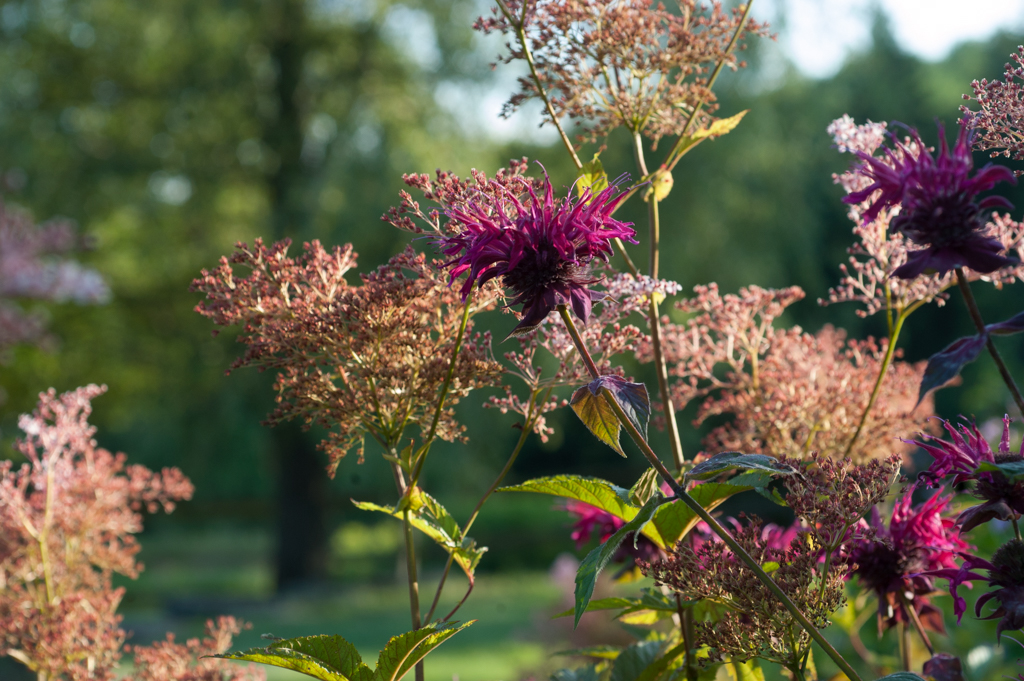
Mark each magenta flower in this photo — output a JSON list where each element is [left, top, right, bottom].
[[847, 493, 970, 633], [441, 172, 636, 336], [844, 121, 1017, 279], [909, 415, 1024, 532], [928, 539, 1024, 640], [564, 500, 662, 568]]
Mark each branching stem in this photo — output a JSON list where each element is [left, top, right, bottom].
[[557, 306, 863, 681], [955, 267, 1024, 416]]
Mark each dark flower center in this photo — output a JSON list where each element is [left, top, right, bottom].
[[853, 541, 916, 594], [896, 191, 983, 248], [501, 240, 591, 300], [992, 539, 1024, 586]]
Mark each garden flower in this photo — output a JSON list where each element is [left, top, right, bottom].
[[564, 500, 662, 567], [909, 416, 1024, 532], [847, 492, 969, 633], [844, 121, 1017, 279], [441, 172, 636, 336], [928, 539, 1024, 640]]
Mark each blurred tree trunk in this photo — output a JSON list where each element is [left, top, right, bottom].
[[264, 0, 329, 591]]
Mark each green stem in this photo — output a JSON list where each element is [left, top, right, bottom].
[[1014, 517, 1022, 541], [402, 507, 425, 681], [412, 293, 475, 485], [633, 132, 685, 470], [899, 591, 934, 656], [678, 594, 697, 681], [556, 306, 864, 681], [899, 620, 911, 672], [664, 0, 755, 171], [955, 267, 1024, 417], [844, 309, 908, 458], [423, 392, 538, 623], [493, 0, 582, 169]]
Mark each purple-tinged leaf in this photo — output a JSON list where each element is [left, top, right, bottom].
[[571, 384, 624, 457], [921, 653, 964, 681], [585, 375, 650, 439], [684, 451, 794, 483], [987, 310, 1024, 336], [917, 333, 988, 405]]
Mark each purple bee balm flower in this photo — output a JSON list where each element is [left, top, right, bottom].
[[844, 120, 1017, 279], [927, 539, 1024, 640], [440, 171, 636, 337], [847, 492, 970, 634], [909, 415, 1024, 532]]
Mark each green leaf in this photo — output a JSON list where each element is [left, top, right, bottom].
[[499, 475, 639, 525], [684, 452, 794, 483], [635, 640, 687, 681], [555, 645, 624, 660], [577, 154, 609, 198], [215, 634, 373, 681], [672, 110, 748, 159], [575, 495, 666, 627], [554, 597, 637, 618], [629, 468, 662, 507], [353, 495, 486, 579], [874, 674, 925, 680], [649, 482, 750, 547], [372, 621, 473, 681], [609, 641, 665, 681], [727, 660, 765, 681], [643, 169, 674, 203], [978, 459, 1024, 482], [571, 382, 625, 457]]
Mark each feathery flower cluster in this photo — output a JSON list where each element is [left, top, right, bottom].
[[0, 386, 256, 681], [826, 117, 1024, 317], [128, 617, 263, 681], [653, 284, 932, 461], [846, 493, 969, 634], [476, 0, 769, 143], [645, 455, 898, 669], [843, 120, 1018, 278], [643, 517, 844, 668], [439, 171, 635, 336], [961, 46, 1024, 170], [193, 240, 503, 472], [193, 241, 503, 464], [0, 203, 109, 355]]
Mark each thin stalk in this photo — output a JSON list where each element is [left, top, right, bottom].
[[39, 459, 57, 604], [424, 392, 538, 623], [493, 0, 582, 169], [664, 0, 755, 171], [412, 293, 474, 485], [899, 592, 934, 656], [899, 621, 912, 672], [633, 132, 685, 470], [557, 306, 864, 681], [955, 267, 1024, 416], [677, 594, 697, 681], [1014, 517, 1022, 541], [844, 309, 908, 458], [403, 508, 425, 681]]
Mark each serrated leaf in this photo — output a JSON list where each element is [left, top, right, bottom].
[[649, 481, 752, 547], [373, 621, 474, 681], [498, 475, 643, 533], [353, 495, 486, 579], [215, 634, 373, 681], [978, 459, 1024, 481], [555, 646, 624, 660], [685, 452, 794, 482], [577, 154, 609, 198], [918, 333, 987, 405], [575, 495, 666, 627], [630, 468, 662, 506], [610, 640, 665, 681], [987, 310, 1024, 336], [672, 110, 749, 159], [596, 375, 651, 440], [571, 383, 625, 457]]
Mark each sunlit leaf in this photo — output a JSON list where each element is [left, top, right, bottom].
[[575, 495, 666, 626], [629, 467, 662, 506], [685, 451, 793, 482], [672, 110, 749, 159], [727, 660, 765, 681], [555, 645, 624, 660], [215, 634, 373, 681], [577, 154, 609, 198], [373, 621, 474, 681], [918, 333, 987, 405], [571, 383, 624, 457]]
